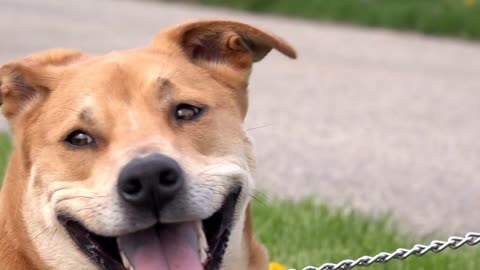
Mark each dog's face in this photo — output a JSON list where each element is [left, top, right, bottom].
[[0, 20, 295, 270]]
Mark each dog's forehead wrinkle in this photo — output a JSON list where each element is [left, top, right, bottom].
[[155, 76, 174, 99], [78, 108, 95, 125], [157, 76, 172, 89]]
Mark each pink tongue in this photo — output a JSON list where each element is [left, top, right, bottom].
[[118, 223, 203, 270]]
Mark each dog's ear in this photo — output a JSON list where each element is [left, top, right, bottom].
[[0, 49, 82, 120], [150, 20, 296, 86]]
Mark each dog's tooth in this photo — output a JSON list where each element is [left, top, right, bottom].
[[119, 250, 133, 270], [196, 222, 209, 264]]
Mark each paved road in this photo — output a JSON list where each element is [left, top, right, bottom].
[[1, 0, 480, 236]]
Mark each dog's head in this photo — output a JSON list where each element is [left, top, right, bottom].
[[0, 20, 295, 270]]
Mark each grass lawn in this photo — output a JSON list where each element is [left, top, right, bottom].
[[0, 133, 478, 269], [192, 0, 480, 41], [0, 133, 12, 183], [253, 199, 480, 269]]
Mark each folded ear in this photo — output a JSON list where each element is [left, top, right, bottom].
[[150, 20, 296, 85], [0, 49, 82, 120]]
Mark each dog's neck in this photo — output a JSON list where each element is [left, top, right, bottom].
[[0, 153, 47, 270]]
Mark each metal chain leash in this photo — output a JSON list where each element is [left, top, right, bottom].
[[300, 232, 480, 270]]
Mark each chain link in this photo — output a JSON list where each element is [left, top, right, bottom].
[[300, 232, 480, 270]]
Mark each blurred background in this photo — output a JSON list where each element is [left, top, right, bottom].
[[1, 0, 480, 269]]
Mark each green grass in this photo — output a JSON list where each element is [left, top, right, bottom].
[[0, 135, 478, 269], [253, 199, 480, 269], [0, 133, 12, 184], [193, 0, 480, 41]]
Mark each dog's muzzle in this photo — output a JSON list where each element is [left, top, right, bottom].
[[59, 153, 242, 270]]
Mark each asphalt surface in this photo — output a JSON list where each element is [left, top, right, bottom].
[[1, 0, 480, 236]]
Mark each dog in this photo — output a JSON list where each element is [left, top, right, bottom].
[[0, 19, 296, 270]]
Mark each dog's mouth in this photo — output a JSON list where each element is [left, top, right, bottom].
[[58, 188, 241, 270]]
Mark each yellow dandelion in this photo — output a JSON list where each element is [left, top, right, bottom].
[[464, 0, 476, 7], [269, 261, 289, 270]]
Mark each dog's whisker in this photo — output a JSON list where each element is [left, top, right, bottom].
[[247, 187, 269, 204], [249, 188, 267, 198], [31, 226, 51, 241], [48, 228, 58, 247], [245, 124, 272, 132], [248, 193, 267, 206]]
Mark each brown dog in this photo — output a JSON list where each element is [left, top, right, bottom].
[[0, 20, 295, 270]]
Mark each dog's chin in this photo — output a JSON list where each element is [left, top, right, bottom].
[[57, 187, 241, 270]]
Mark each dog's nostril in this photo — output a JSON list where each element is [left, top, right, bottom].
[[159, 170, 178, 187], [123, 178, 142, 195]]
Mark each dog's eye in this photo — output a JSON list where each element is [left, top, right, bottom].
[[65, 130, 95, 147], [174, 104, 203, 121]]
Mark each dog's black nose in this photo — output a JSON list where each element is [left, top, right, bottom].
[[118, 154, 184, 212]]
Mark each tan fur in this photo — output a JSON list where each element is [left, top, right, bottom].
[[0, 20, 295, 270]]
